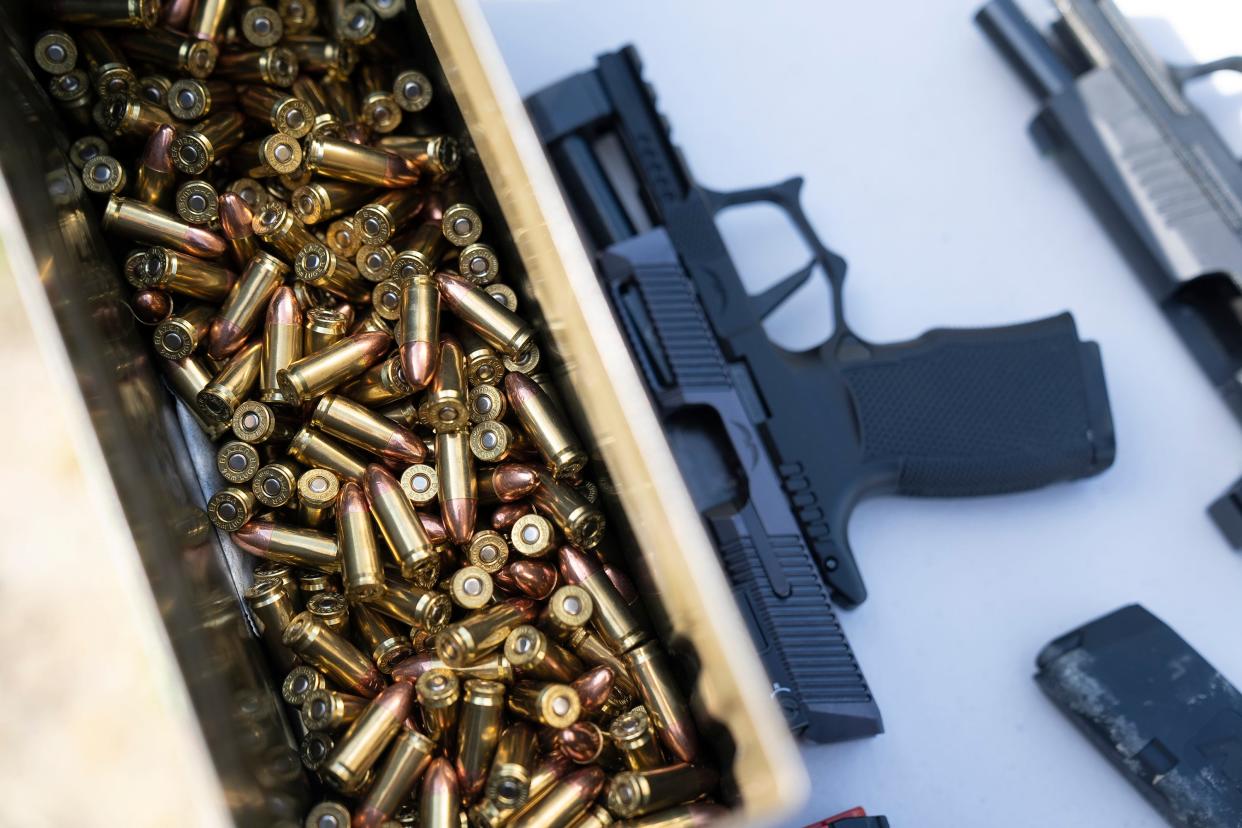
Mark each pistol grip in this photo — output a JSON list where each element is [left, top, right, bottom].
[[838, 313, 1114, 497]]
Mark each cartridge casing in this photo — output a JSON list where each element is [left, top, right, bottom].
[[305, 136, 418, 187], [232, 521, 340, 571], [198, 340, 263, 425], [103, 197, 227, 259], [435, 599, 536, 668], [338, 480, 385, 600], [209, 251, 286, 360], [278, 331, 392, 405], [605, 765, 719, 819], [436, 430, 476, 545], [416, 668, 460, 742], [171, 111, 245, 175], [282, 611, 384, 698], [455, 679, 506, 802], [322, 682, 415, 792], [371, 580, 452, 634], [354, 724, 436, 828], [438, 273, 534, 361], [352, 603, 414, 673], [623, 642, 699, 765]]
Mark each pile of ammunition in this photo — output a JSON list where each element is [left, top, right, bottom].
[[32, 2, 724, 827]]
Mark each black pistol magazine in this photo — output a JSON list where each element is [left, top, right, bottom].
[[526, 47, 1114, 742], [1037, 605, 1242, 828]]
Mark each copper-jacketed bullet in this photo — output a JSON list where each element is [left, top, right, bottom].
[[363, 463, 436, 579], [258, 287, 302, 406], [480, 464, 540, 504], [322, 681, 415, 792], [438, 272, 534, 362], [132, 288, 172, 324], [496, 560, 559, 601], [278, 330, 392, 405], [558, 545, 645, 653], [421, 758, 460, 828], [311, 395, 426, 464], [435, 599, 537, 668], [282, 611, 384, 698], [337, 480, 385, 601], [305, 135, 419, 187], [103, 196, 227, 259], [399, 273, 439, 388], [218, 191, 260, 270], [508, 766, 605, 828], [437, 430, 476, 545], [133, 124, 176, 205], [506, 372, 587, 480], [623, 642, 698, 765], [492, 502, 533, 533], [572, 665, 616, 713], [233, 519, 340, 572], [555, 721, 611, 765], [354, 723, 436, 828], [209, 251, 286, 360]]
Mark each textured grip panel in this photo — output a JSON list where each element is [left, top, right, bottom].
[[840, 314, 1114, 497]]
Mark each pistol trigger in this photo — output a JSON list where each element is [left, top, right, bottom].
[[751, 261, 815, 322]]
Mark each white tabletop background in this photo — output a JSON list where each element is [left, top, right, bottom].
[[480, 1, 1242, 826]]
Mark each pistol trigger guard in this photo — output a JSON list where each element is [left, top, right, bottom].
[[1170, 56, 1242, 89]]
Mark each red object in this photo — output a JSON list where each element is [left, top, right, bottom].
[[802, 807, 867, 828]]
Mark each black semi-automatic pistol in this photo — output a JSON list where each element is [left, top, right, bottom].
[[527, 47, 1114, 742], [978, 0, 1242, 546]]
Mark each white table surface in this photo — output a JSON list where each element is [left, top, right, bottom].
[[480, 1, 1242, 825]]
